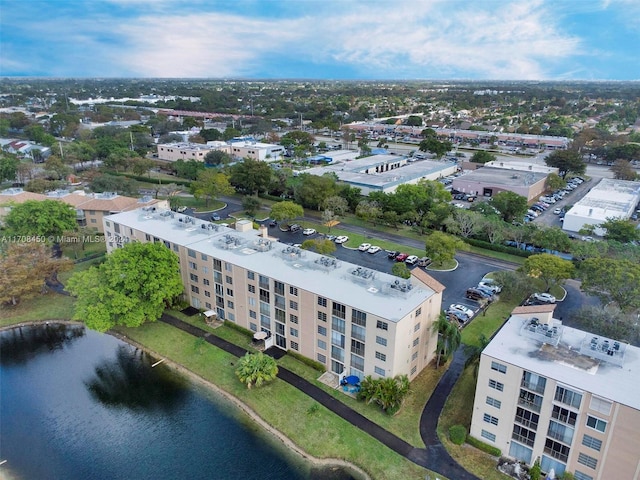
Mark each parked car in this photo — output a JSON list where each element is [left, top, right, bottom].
[[405, 255, 419, 265], [395, 253, 409, 262], [533, 292, 556, 303], [474, 285, 497, 297], [211, 213, 221, 221], [269, 219, 278, 227], [478, 279, 502, 293], [176, 206, 188, 213], [326, 235, 336, 241], [289, 224, 301, 232], [448, 304, 474, 319], [387, 250, 399, 259], [334, 235, 349, 244], [466, 288, 492, 300], [417, 257, 432, 267], [553, 207, 562, 215], [446, 310, 468, 325], [367, 245, 381, 254], [358, 242, 372, 251], [302, 228, 316, 236]]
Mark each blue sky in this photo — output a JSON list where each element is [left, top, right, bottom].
[[1, 0, 639, 80]]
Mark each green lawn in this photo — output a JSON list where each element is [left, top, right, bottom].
[[0, 291, 76, 327], [461, 300, 517, 346]]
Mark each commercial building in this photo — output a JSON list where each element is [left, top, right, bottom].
[[227, 139, 285, 162], [103, 209, 445, 382], [562, 178, 640, 234], [157, 139, 285, 162], [305, 154, 457, 195], [470, 305, 640, 479], [156, 142, 217, 162], [451, 167, 548, 201]]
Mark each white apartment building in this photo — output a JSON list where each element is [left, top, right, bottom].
[[103, 209, 444, 381], [470, 305, 640, 479]]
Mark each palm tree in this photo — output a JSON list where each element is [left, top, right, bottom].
[[432, 312, 461, 368], [235, 352, 278, 389], [464, 334, 490, 379], [357, 374, 410, 415]]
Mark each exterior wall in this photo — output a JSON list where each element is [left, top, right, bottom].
[[157, 143, 215, 162], [562, 213, 607, 233], [229, 144, 284, 161], [451, 177, 546, 202]]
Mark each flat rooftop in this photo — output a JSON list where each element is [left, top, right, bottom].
[[484, 309, 640, 411], [453, 167, 547, 187], [106, 209, 436, 322], [566, 178, 640, 219]]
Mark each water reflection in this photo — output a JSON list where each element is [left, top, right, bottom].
[[0, 323, 85, 366], [85, 344, 187, 411]]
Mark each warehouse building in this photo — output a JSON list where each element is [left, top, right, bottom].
[[451, 167, 548, 201]]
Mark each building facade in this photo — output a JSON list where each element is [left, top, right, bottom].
[[470, 305, 640, 479], [103, 209, 444, 382], [156, 142, 217, 162], [451, 167, 548, 201]]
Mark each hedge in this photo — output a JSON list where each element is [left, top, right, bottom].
[[223, 320, 254, 339], [449, 425, 467, 445], [104, 170, 192, 187], [286, 350, 326, 372], [464, 238, 532, 258], [466, 435, 502, 456]]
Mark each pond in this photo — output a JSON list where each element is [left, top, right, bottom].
[[0, 323, 356, 480]]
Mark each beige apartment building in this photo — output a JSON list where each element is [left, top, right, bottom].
[[103, 208, 445, 381], [470, 305, 640, 480]]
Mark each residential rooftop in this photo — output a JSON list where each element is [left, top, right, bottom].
[[484, 306, 640, 411]]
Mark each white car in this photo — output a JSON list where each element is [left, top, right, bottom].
[[334, 235, 349, 244], [367, 245, 381, 254], [405, 255, 419, 265], [478, 280, 502, 293], [533, 292, 556, 303], [302, 228, 316, 236], [358, 242, 372, 251], [448, 304, 474, 319]]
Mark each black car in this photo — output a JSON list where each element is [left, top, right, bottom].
[[269, 220, 278, 227], [387, 250, 399, 259]]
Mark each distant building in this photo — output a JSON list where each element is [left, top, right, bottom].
[[451, 167, 548, 201], [1, 138, 51, 161], [156, 142, 217, 162], [470, 305, 640, 479], [562, 178, 640, 233], [227, 138, 284, 162]]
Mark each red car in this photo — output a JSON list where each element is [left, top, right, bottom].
[[395, 253, 409, 262]]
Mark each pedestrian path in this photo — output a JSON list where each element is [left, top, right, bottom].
[[160, 314, 480, 480]]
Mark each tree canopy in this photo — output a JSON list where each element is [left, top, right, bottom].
[[599, 218, 639, 243], [235, 352, 278, 389], [301, 238, 336, 255], [520, 253, 574, 291], [269, 200, 304, 224], [544, 150, 585, 178], [67, 242, 184, 332], [580, 258, 640, 312], [470, 151, 497, 164], [4, 200, 78, 239], [424, 231, 466, 266], [229, 158, 273, 195], [490, 191, 528, 223], [190, 170, 234, 207]]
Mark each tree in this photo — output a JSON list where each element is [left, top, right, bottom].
[[66, 242, 183, 332], [355, 200, 382, 226], [130, 157, 156, 177], [444, 209, 483, 238], [600, 218, 639, 243], [204, 150, 232, 167], [301, 238, 336, 255], [190, 170, 235, 207], [432, 313, 461, 368], [492, 270, 535, 302], [464, 334, 490, 378], [269, 200, 304, 226], [418, 137, 452, 158], [610, 159, 637, 180], [580, 258, 640, 312], [544, 150, 585, 178], [235, 352, 278, 389], [532, 227, 571, 253], [569, 305, 639, 345], [242, 196, 262, 217], [294, 173, 338, 210], [546, 172, 566, 191], [520, 253, 574, 291], [4, 200, 77, 239], [391, 262, 411, 279], [229, 158, 273, 195], [490, 191, 528, 223], [0, 154, 19, 182], [470, 151, 496, 164], [481, 216, 506, 245], [424, 231, 466, 266], [357, 375, 410, 415], [90, 173, 139, 196], [406, 115, 423, 127], [0, 242, 73, 306]]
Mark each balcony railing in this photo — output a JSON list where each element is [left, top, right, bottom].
[[518, 398, 542, 413], [543, 447, 568, 463]]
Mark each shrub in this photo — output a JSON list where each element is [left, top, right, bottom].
[[465, 238, 532, 258], [287, 350, 326, 372], [466, 435, 501, 456], [449, 425, 467, 445], [223, 320, 254, 338], [529, 459, 541, 480]]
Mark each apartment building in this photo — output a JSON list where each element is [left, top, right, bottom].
[[103, 208, 444, 381], [470, 305, 640, 479]]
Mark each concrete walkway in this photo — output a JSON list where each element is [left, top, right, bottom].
[[160, 314, 480, 480]]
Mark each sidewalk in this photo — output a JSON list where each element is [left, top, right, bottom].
[[160, 314, 480, 480]]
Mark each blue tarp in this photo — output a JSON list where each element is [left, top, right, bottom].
[[345, 375, 360, 385]]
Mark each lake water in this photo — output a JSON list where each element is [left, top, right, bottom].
[[0, 324, 355, 480]]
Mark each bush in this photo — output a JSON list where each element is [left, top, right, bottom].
[[466, 435, 501, 456], [449, 425, 467, 445], [529, 459, 541, 480], [223, 320, 254, 338], [464, 238, 532, 258], [287, 350, 326, 372]]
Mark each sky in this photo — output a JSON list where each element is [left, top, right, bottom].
[[1, 0, 639, 80]]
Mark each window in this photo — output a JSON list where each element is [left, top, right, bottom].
[[247, 271, 255, 280], [317, 353, 326, 363], [317, 339, 326, 350], [215, 284, 224, 295], [289, 300, 298, 310], [191, 285, 199, 294], [376, 320, 388, 331], [289, 286, 298, 296], [412, 337, 419, 347], [274, 281, 285, 295], [226, 288, 233, 297], [225, 275, 232, 284], [515, 407, 539, 430], [491, 361, 507, 373], [577, 453, 598, 469], [318, 312, 327, 322], [521, 371, 546, 394], [589, 396, 612, 415], [351, 354, 364, 372], [202, 266, 209, 275], [203, 279, 210, 286], [331, 360, 343, 375], [331, 346, 344, 362], [249, 310, 257, 319], [552, 405, 577, 426], [289, 314, 298, 324], [214, 271, 222, 283], [582, 434, 602, 452], [376, 336, 387, 346], [332, 302, 346, 319], [224, 262, 232, 272], [332, 317, 345, 334], [274, 295, 285, 309], [291, 341, 299, 351], [201, 253, 207, 261], [509, 442, 533, 464], [213, 259, 222, 272], [351, 324, 366, 341], [374, 366, 385, 377], [555, 386, 582, 409], [259, 289, 270, 303], [318, 297, 327, 307], [190, 273, 199, 282], [519, 389, 543, 413], [260, 301, 270, 316], [544, 439, 570, 462], [375, 351, 386, 361], [481, 430, 496, 442], [248, 284, 256, 294], [205, 302, 212, 309], [259, 275, 269, 289], [414, 322, 421, 332], [290, 328, 298, 337], [547, 420, 574, 445], [410, 365, 417, 375], [331, 331, 345, 348], [248, 298, 255, 307], [574, 471, 594, 480], [188, 261, 197, 270], [486, 396, 501, 409], [227, 312, 235, 322], [415, 307, 422, 317], [318, 325, 327, 336], [227, 300, 234, 309], [188, 249, 196, 258], [483, 413, 499, 426], [351, 339, 365, 356], [586, 415, 606, 433], [512, 425, 535, 447], [204, 291, 211, 298], [352, 309, 367, 326], [488, 379, 504, 392]]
